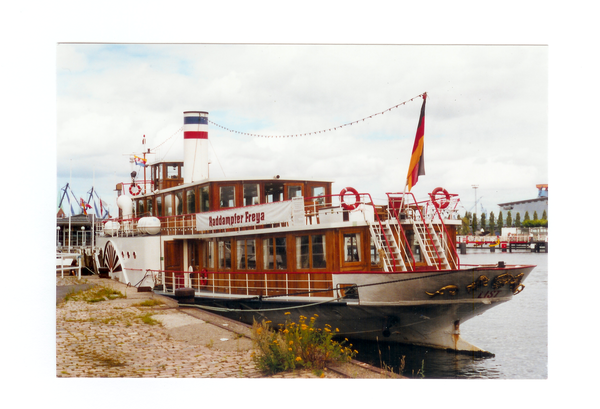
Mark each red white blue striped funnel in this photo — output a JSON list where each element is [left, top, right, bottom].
[[183, 111, 209, 183]]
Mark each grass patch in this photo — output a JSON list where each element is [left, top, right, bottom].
[[64, 286, 126, 303], [137, 312, 160, 326], [85, 351, 126, 368], [251, 313, 356, 375], [135, 299, 164, 307]]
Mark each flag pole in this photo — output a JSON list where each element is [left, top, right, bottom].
[[92, 168, 95, 249], [399, 180, 409, 214], [400, 92, 427, 212], [68, 160, 72, 253]]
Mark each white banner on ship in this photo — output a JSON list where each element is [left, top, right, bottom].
[[196, 201, 293, 231]]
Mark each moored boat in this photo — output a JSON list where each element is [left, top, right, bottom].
[[92, 96, 535, 355]]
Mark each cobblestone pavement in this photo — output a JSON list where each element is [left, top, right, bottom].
[[56, 277, 368, 379]]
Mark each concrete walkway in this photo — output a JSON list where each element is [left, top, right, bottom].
[[56, 276, 396, 379]]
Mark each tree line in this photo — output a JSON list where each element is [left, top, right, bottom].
[[459, 209, 548, 236]]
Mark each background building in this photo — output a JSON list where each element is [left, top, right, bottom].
[[498, 184, 548, 218]]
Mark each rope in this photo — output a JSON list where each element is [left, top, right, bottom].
[[152, 126, 183, 151], [178, 297, 341, 313], [157, 132, 180, 163], [208, 138, 226, 177], [209, 93, 426, 138]]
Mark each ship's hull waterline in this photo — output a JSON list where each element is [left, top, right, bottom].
[[161, 264, 534, 355]]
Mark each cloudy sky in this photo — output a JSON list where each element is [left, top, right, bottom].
[[57, 44, 547, 217]]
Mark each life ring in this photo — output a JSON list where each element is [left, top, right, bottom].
[[129, 183, 141, 196], [431, 187, 450, 209], [340, 187, 360, 211]]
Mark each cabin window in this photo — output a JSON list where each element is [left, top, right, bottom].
[[370, 237, 380, 266], [265, 182, 284, 203], [167, 164, 179, 179], [263, 237, 287, 270], [186, 189, 196, 214], [287, 185, 303, 199], [236, 239, 256, 270], [243, 183, 260, 206], [200, 186, 210, 212], [146, 198, 153, 216], [203, 240, 214, 269], [343, 233, 361, 262], [165, 194, 173, 216], [175, 191, 183, 215], [296, 234, 326, 269], [218, 239, 231, 269], [188, 241, 200, 271], [220, 186, 235, 208], [311, 186, 326, 205], [156, 196, 162, 216], [137, 199, 145, 216]]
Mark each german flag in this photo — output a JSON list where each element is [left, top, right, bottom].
[[406, 93, 427, 191]]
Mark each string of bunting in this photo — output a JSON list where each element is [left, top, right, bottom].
[[208, 92, 426, 138]]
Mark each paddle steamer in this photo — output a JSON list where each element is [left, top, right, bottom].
[[94, 101, 534, 355]]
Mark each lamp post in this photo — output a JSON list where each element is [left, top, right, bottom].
[[472, 185, 479, 217], [472, 185, 478, 233]]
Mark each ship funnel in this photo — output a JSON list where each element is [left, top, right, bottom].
[[183, 111, 209, 183]]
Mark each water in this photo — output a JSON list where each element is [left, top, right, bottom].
[[349, 250, 548, 379]]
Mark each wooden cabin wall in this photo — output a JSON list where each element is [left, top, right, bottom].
[[445, 224, 458, 269], [189, 228, 376, 298], [133, 179, 332, 221]]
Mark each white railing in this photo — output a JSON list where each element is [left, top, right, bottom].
[[457, 234, 546, 244], [157, 270, 335, 300], [56, 253, 82, 279], [95, 194, 377, 238]]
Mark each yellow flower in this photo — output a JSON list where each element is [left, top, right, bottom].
[[288, 348, 293, 351], [289, 340, 293, 345], [324, 328, 331, 332], [296, 357, 302, 362], [265, 320, 272, 324], [284, 312, 291, 315], [314, 314, 319, 317], [320, 372, 325, 378], [335, 328, 340, 332]]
